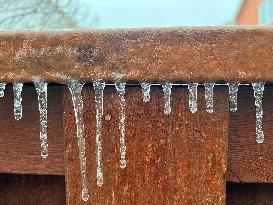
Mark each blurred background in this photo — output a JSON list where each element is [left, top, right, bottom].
[[0, 0, 269, 30]]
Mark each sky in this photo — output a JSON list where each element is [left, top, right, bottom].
[[84, 0, 242, 28]]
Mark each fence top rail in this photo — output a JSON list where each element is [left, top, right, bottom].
[[0, 26, 272, 83]]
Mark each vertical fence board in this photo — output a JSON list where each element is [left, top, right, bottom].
[[64, 86, 228, 205]]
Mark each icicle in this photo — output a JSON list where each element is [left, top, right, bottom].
[[0, 83, 6, 97], [228, 83, 240, 112], [141, 83, 151, 102], [188, 83, 198, 113], [13, 83, 23, 120], [204, 83, 215, 113], [33, 79, 48, 158], [252, 82, 265, 144], [162, 82, 172, 115], [68, 81, 89, 202], [93, 82, 105, 186], [115, 82, 126, 169]]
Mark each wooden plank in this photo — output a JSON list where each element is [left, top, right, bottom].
[[0, 27, 273, 82], [64, 86, 228, 204], [0, 84, 64, 175], [226, 182, 273, 205], [227, 86, 273, 183], [0, 174, 65, 205]]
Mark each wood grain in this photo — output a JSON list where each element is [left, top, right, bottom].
[[0, 84, 64, 175], [0, 174, 65, 205], [64, 86, 228, 204]]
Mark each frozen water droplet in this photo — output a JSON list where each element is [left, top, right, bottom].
[[0, 83, 6, 97], [115, 82, 126, 169], [162, 82, 172, 115], [68, 80, 89, 202], [93, 81, 105, 186], [141, 83, 151, 102], [13, 83, 23, 120], [228, 83, 240, 112], [188, 83, 198, 113], [252, 82, 265, 144], [204, 83, 215, 113], [34, 79, 48, 158]]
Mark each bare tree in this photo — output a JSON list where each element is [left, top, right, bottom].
[[0, 0, 96, 29]]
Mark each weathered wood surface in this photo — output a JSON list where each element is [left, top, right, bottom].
[[64, 86, 228, 204], [0, 27, 273, 82], [226, 182, 273, 205], [227, 86, 273, 183], [0, 84, 64, 175], [0, 174, 65, 205]]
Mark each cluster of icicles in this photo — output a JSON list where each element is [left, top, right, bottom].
[[0, 81, 266, 201]]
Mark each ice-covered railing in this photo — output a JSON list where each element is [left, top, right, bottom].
[[0, 27, 273, 201]]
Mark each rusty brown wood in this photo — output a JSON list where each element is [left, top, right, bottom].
[[0, 84, 64, 175], [0, 27, 273, 83], [64, 86, 228, 204]]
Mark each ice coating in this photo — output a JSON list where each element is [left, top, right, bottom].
[[188, 83, 198, 113], [115, 82, 127, 169], [204, 83, 215, 113], [0, 83, 6, 97], [34, 79, 48, 158], [13, 83, 23, 120], [162, 82, 172, 115], [93, 82, 105, 186], [141, 83, 151, 102], [252, 82, 265, 144], [228, 83, 240, 112], [68, 80, 89, 201]]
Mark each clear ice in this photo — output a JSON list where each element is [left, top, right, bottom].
[[188, 83, 198, 113], [93, 82, 105, 186], [228, 83, 240, 112], [252, 82, 265, 144], [13, 83, 23, 120], [162, 82, 172, 115], [0, 83, 6, 97], [204, 83, 215, 113], [115, 82, 127, 169], [141, 83, 151, 102], [68, 81, 89, 202], [34, 79, 48, 158]]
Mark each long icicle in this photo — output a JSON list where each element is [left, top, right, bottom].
[[115, 82, 127, 169], [188, 83, 198, 113], [0, 83, 6, 97], [141, 83, 151, 102], [162, 82, 172, 115], [13, 83, 23, 120], [252, 82, 265, 144], [93, 81, 105, 186], [204, 83, 215, 113], [228, 83, 240, 112], [34, 79, 48, 158], [68, 81, 89, 202]]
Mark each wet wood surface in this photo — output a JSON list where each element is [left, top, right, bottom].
[[0, 27, 273, 82], [64, 86, 228, 205]]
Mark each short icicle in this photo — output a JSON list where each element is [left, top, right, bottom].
[[252, 82, 265, 144], [188, 83, 198, 113], [141, 83, 151, 102], [204, 83, 215, 113], [228, 83, 240, 112], [34, 79, 48, 158], [0, 83, 6, 97], [162, 82, 172, 115], [13, 83, 23, 120], [93, 81, 105, 186], [68, 80, 89, 202], [115, 82, 127, 169]]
